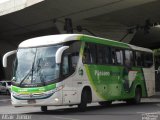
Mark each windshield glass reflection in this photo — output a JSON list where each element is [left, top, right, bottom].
[[14, 45, 62, 85]]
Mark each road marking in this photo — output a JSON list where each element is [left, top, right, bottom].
[[54, 116, 80, 120]]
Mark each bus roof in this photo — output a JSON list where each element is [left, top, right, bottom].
[[129, 44, 152, 53], [19, 34, 81, 48], [19, 34, 152, 52]]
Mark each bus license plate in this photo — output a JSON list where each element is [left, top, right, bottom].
[[27, 99, 36, 104]]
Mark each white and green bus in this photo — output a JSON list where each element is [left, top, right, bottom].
[[3, 34, 155, 112]]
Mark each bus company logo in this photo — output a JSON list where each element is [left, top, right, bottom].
[[95, 70, 110, 77]]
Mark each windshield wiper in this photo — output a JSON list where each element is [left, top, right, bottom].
[[19, 64, 34, 86], [19, 49, 37, 86]]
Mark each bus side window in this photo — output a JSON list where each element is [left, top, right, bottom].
[[71, 53, 79, 71], [97, 45, 104, 64], [62, 41, 81, 75], [97, 45, 111, 65], [89, 43, 97, 64], [124, 50, 133, 67], [143, 53, 153, 67], [111, 48, 123, 65], [135, 52, 142, 67], [83, 43, 96, 64], [2, 82, 6, 87], [111, 48, 116, 64], [104, 47, 111, 64], [62, 53, 79, 76], [83, 47, 91, 64], [115, 49, 123, 65]]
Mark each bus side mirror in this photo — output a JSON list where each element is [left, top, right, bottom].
[[55, 46, 69, 64], [3, 50, 17, 67]]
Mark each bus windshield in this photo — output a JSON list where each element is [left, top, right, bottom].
[[13, 45, 62, 86]]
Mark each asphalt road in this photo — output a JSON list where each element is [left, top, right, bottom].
[[0, 95, 160, 120]]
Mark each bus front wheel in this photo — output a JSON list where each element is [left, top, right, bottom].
[[78, 90, 88, 112], [41, 106, 47, 112]]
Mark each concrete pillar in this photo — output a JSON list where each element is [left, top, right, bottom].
[[55, 22, 66, 34]]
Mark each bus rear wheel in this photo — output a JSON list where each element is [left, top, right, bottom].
[[99, 101, 112, 106], [41, 106, 47, 112], [126, 87, 141, 104]]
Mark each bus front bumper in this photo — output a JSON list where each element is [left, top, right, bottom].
[[11, 91, 62, 107]]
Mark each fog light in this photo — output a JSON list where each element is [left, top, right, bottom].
[[54, 98, 59, 102]]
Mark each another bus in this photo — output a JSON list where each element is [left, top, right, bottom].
[[3, 34, 155, 112]]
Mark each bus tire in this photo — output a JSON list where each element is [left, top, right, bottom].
[[99, 101, 112, 107], [41, 106, 47, 112], [134, 87, 142, 104], [126, 87, 141, 104], [78, 89, 88, 112]]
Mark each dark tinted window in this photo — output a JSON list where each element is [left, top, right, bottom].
[[104, 47, 111, 64], [97, 45, 103, 64], [2, 82, 6, 86], [82, 42, 153, 68], [88, 43, 97, 64], [83, 43, 112, 65], [135, 52, 142, 66], [97, 45, 105, 64], [143, 53, 153, 67], [62, 55, 69, 76], [135, 51, 153, 68], [7, 82, 11, 86], [97, 45, 111, 64], [83, 43, 96, 64], [62, 41, 81, 75]]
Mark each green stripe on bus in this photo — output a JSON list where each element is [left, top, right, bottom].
[[85, 65, 105, 100], [12, 83, 56, 94], [84, 64, 148, 100], [80, 35, 130, 49]]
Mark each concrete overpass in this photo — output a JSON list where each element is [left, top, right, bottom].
[[1, 0, 160, 49], [1, 0, 160, 80]]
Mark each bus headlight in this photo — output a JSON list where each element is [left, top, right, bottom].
[[54, 98, 59, 102]]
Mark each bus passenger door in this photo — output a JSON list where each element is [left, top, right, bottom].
[[61, 54, 77, 105], [61, 42, 81, 105]]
